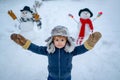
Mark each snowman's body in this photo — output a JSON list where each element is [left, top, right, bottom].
[[78, 22, 91, 38], [19, 10, 34, 33], [19, 21, 34, 32], [17, 10, 35, 39], [76, 23, 90, 45]]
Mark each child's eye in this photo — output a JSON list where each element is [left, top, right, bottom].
[[55, 39, 59, 41], [61, 39, 64, 42]]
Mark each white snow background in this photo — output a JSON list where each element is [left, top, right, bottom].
[[0, 0, 120, 80]]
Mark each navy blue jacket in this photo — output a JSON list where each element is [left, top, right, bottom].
[[28, 43, 88, 80]]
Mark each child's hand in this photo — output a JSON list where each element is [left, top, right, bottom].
[[84, 32, 102, 49], [10, 33, 27, 46]]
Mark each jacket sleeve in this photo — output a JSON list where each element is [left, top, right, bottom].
[[28, 43, 48, 56], [22, 40, 48, 56], [72, 44, 89, 56]]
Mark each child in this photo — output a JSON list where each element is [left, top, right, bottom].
[[10, 25, 101, 80]]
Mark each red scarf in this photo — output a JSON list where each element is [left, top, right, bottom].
[[79, 18, 93, 38]]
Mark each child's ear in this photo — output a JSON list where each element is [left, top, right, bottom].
[[47, 43, 55, 54], [46, 37, 55, 53], [66, 40, 71, 46], [45, 37, 52, 42], [64, 37, 75, 53]]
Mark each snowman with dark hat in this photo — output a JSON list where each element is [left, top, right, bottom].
[[77, 8, 94, 45], [20, 6, 41, 32], [8, 5, 42, 40], [19, 6, 34, 32], [18, 6, 42, 39]]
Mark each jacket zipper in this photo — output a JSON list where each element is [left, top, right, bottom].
[[58, 49, 61, 80]]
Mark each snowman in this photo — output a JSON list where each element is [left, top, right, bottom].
[[76, 8, 94, 45], [8, 6, 42, 40], [21, 6, 42, 30], [19, 6, 42, 39]]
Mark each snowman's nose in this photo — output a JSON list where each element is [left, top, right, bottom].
[[85, 13, 88, 15]]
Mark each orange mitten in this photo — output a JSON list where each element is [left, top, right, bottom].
[[8, 10, 17, 20], [33, 13, 40, 21]]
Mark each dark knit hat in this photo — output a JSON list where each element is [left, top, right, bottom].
[[20, 6, 33, 13], [78, 8, 93, 17]]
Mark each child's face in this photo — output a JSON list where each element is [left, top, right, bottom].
[[53, 36, 67, 49]]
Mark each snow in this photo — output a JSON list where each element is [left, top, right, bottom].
[[0, 0, 120, 80]]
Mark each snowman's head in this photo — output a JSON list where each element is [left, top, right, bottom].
[[20, 11, 33, 19], [78, 8, 93, 19], [20, 6, 33, 19]]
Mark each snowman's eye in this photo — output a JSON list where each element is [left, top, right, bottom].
[[25, 12, 27, 14], [22, 11, 27, 14]]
